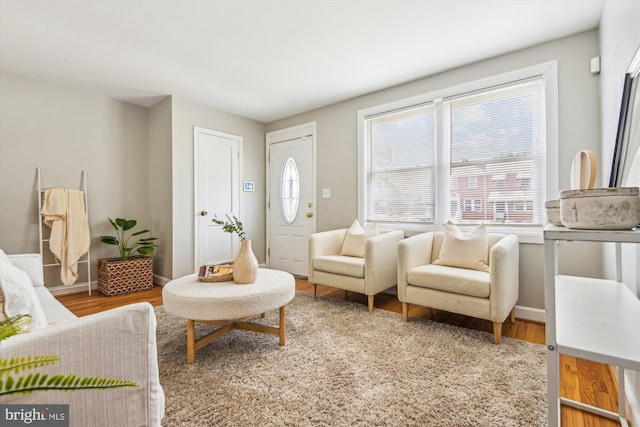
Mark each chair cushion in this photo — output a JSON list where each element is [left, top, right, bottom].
[[313, 255, 365, 278], [407, 264, 490, 298], [340, 219, 379, 258], [433, 221, 489, 272]]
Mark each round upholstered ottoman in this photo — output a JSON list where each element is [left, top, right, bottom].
[[162, 268, 295, 364]]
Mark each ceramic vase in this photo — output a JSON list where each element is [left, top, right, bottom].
[[233, 239, 258, 284]]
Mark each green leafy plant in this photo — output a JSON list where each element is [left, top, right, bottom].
[[0, 314, 31, 342], [0, 357, 138, 396], [212, 214, 246, 240], [101, 218, 158, 260], [0, 314, 138, 396]]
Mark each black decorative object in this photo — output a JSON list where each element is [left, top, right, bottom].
[[609, 73, 633, 187]]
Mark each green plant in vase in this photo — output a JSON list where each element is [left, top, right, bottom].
[[211, 213, 257, 284], [211, 214, 246, 240]]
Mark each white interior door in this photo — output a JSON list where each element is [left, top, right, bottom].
[[194, 127, 242, 269], [267, 123, 315, 276]]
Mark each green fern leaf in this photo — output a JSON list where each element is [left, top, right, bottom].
[[0, 374, 138, 396], [0, 356, 59, 377]]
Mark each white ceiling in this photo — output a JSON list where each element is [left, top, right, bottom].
[[0, 0, 605, 123]]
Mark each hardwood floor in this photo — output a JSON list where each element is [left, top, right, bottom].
[[56, 278, 624, 427]]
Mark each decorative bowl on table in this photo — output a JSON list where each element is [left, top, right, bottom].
[[559, 187, 640, 230], [545, 199, 563, 226], [198, 261, 234, 282]]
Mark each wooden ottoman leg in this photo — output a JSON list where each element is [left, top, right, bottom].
[[279, 305, 286, 346], [187, 319, 195, 365]]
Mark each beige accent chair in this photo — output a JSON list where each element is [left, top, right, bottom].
[[308, 228, 404, 311], [397, 231, 519, 344]]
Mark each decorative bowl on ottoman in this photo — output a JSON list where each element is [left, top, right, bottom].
[[559, 187, 640, 230], [545, 199, 562, 226]]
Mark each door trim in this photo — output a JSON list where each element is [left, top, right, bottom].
[[266, 121, 316, 269], [194, 126, 243, 272]]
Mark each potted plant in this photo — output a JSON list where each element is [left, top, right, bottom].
[[212, 214, 257, 284], [98, 218, 158, 296]]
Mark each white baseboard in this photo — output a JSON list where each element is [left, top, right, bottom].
[[514, 305, 546, 323], [49, 281, 96, 296], [153, 274, 170, 286]]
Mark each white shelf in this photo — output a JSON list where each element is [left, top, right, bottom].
[[555, 275, 640, 369], [544, 224, 640, 243], [543, 224, 639, 427]]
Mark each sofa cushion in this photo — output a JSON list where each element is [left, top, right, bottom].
[[34, 287, 77, 324], [7, 253, 45, 287], [340, 219, 379, 258], [314, 255, 365, 278], [407, 264, 490, 298], [0, 260, 48, 330], [433, 221, 489, 272]]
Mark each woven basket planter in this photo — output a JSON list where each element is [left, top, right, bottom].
[[97, 256, 153, 296]]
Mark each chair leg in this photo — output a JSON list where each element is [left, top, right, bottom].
[[402, 302, 408, 321], [493, 322, 502, 345], [368, 295, 374, 312], [344, 290, 348, 300], [510, 306, 516, 323], [312, 283, 317, 299]]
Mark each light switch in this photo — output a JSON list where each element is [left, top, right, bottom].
[[322, 188, 331, 199]]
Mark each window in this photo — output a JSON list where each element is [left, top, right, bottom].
[[359, 62, 557, 239], [366, 104, 436, 223], [463, 199, 482, 211], [468, 176, 478, 189], [281, 157, 300, 223]]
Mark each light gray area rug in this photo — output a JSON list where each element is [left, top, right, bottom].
[[156, 292, 547, 426]]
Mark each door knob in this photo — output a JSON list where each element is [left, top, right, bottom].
[[306, 212, 313, 218], [200, 210, 208, 216]]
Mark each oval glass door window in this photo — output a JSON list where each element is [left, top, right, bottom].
[[281, 157, 300, 223]]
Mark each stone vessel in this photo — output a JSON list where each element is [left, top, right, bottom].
[[559, 187, 640, 230]]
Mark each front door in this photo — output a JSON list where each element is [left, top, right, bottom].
[[267, 123, 316, 276], [194, 127, 242, 269]]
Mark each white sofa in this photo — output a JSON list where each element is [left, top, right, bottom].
[[0, 253, 164, 427]]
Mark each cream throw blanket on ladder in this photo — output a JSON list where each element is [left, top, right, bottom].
[[41, 188, 90, 286]]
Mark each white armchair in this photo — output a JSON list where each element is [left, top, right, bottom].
[[308, 228, 404, 311], [397, 231, 519, 344]]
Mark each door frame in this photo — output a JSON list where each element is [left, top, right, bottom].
[[193, 126, 243, 272], [266, 121, 317, 270]]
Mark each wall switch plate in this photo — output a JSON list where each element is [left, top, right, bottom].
[[322, 188, 331, 199]]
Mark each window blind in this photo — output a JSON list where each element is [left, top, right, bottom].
[[445, 79, 546, 225], [362, 76, 547, 229], [366, 104, 435, 223]]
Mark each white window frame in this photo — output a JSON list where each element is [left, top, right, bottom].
[[357, 61, 558, 244]]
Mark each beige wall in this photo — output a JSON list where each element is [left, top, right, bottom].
[[0, 72, 151, 281], [0, 73, 267, 283], [148, 97, 173, 279], [267, 30, 603, 310], [170, 97, 266, 278]]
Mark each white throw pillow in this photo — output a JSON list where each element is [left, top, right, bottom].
[[0, 248, 11, 265], [0, 250, 12, 320], [340, 219, 380, 258], [433, 221, 489, 272], [0, 260, 48, 330]]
